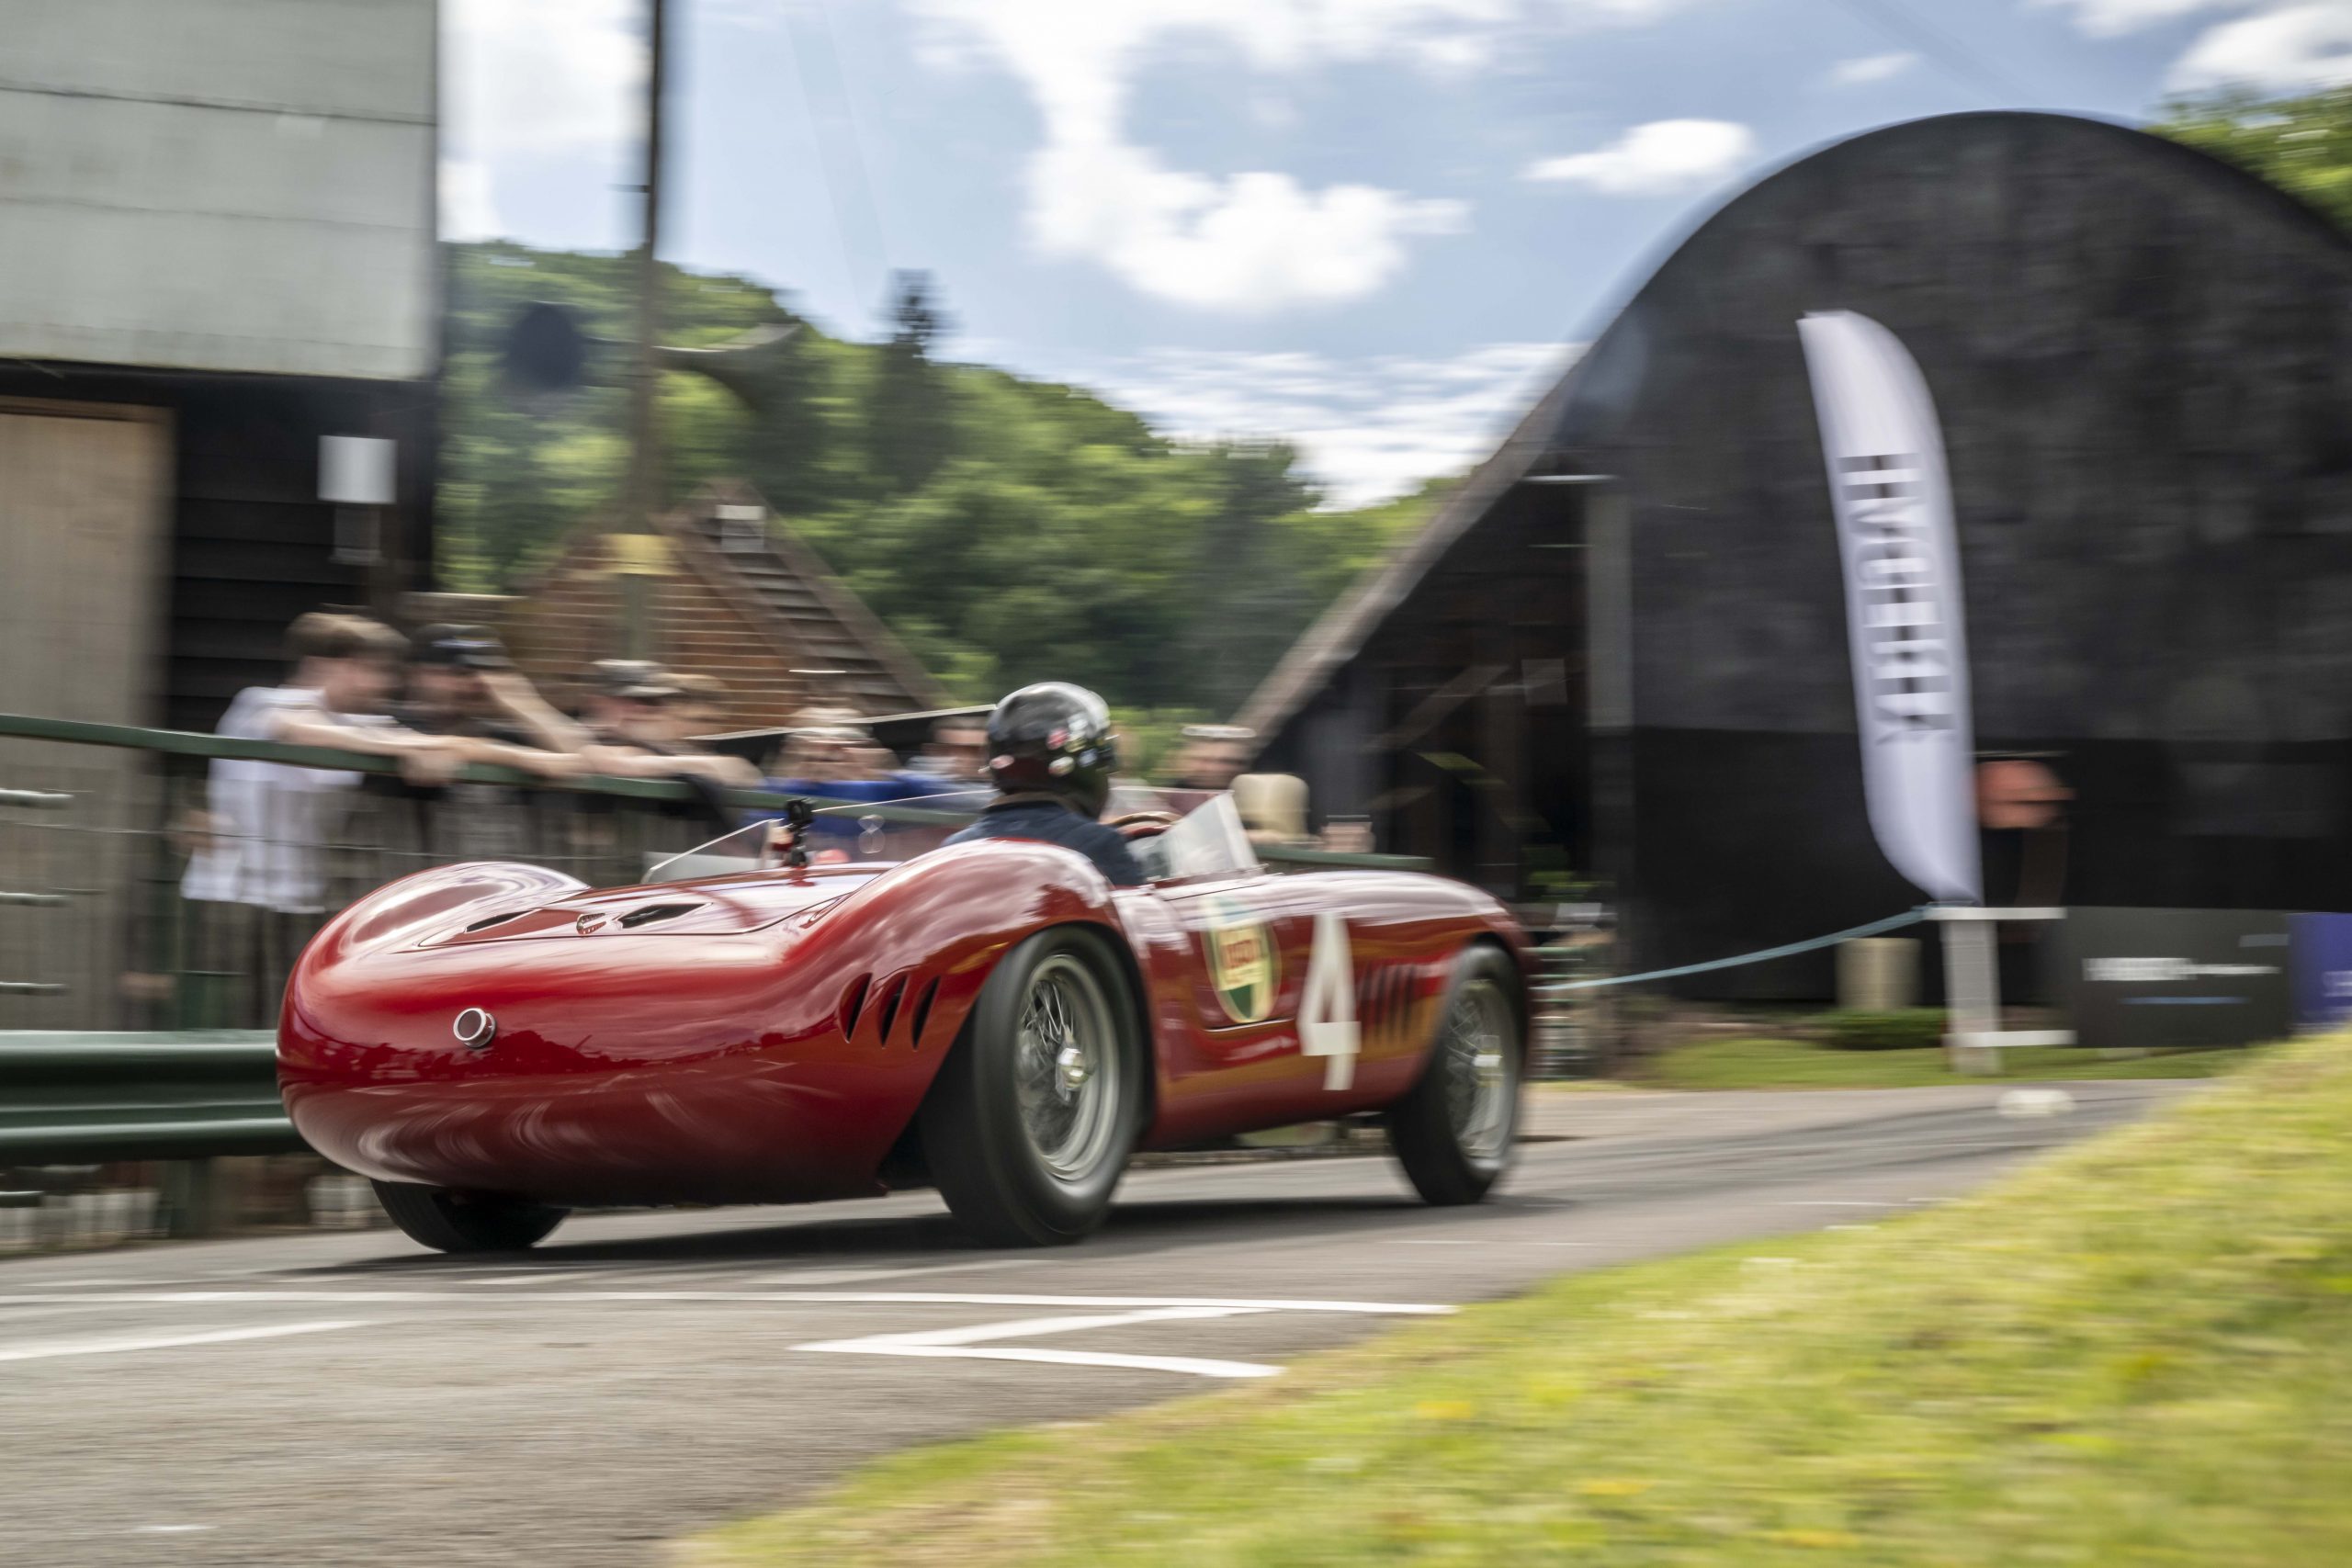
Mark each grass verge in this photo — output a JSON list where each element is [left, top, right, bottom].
[[1637, 1035, 2265, 1090], [685, 1033, 2349, 1568]]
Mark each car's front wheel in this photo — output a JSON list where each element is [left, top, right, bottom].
[[921, 927, 1144, 1247], [370, 1181, 568, 1253], [1387, 943, 1523, 1205]]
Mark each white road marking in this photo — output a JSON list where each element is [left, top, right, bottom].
[[1385, 1238, 1481, 1246], [0, 1291, 1452, 1314], [131, 1526, 216, 1535], [808, 1343, 1281, 1379], [454, 1269, 620, 1287], [743, 1259, 1042, 1287], [798, 1305, 1279, 1380], [0, 1319, 371, 1364]]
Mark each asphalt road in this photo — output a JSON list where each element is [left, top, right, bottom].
[[1, 1080, 2193, 1567]]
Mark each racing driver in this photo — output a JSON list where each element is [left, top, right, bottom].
[[943, 682, 1148, 887]]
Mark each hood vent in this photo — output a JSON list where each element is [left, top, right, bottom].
[[616, 901, 704, 930]]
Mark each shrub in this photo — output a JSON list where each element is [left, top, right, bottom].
[[1815, 1008, 1947, 1052]]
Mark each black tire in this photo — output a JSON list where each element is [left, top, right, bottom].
[[1387, 944, 1524, 1206], [370, 1180, 568, 1254], [920, 927, 1144, 1247]]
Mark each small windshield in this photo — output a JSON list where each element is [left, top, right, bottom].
[[1133, 792, 1260, 882], [643, 786, 1256, 886], [643, 790, 983, 882]]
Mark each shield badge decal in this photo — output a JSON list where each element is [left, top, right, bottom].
[[1202, 896, 1278, 1024]]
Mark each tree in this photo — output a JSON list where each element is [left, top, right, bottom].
[[865, 270, 954, 496], [2154, 87, 2352, 232], [436, 241, 1456, 714]]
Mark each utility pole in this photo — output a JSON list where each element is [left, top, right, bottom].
[[615, 0, 670, 660]]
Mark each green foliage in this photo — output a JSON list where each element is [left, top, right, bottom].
[[1815, 1008, 1949, 1052], [2153, 87, 2352, 232], [438, 243, 1445, 712]]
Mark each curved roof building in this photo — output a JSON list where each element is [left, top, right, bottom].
[[1243, 111, 2352, 994]]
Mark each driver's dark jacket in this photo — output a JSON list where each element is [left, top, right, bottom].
[[942, 797, 1146, 887]]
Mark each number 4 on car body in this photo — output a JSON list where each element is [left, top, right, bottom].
[[1300, 911, 1361, 1091]]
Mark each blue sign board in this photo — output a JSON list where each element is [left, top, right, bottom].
[[2290, 913, 2352, 1034]]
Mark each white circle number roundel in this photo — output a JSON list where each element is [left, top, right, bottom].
[[1299, 911, 1361, 1091]]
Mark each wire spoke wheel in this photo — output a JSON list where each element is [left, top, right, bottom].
[[1013, 952, 1123, 1183], [1442, 976, 1516, 1163], [1387, 945, 1521, 1207]]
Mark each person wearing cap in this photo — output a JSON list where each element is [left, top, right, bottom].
[[940, 682, 1146, 888], [400, 625, 587, 753], [573, 660, 761, 787]]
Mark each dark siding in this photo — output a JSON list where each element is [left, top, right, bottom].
[[0, 364, 435, 733], [1261, 112, 2352, 998]]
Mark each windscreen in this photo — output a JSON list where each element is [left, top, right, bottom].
[[1136, 792, 1260, 882], [641, 785, 1236, 886], [642, 791, 984, 883]]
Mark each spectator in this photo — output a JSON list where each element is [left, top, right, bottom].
[[1160, 722, 1257, 816], [573, 660, 760, 787], [179, 613, 572, 1025], [399, 625, 585, 752], [764, 708, 919, 852], [1170, 723, 1255, 794], [765, 706, 867, 783], [669, 671, 733, 739], [902, 713, 989, 785], [395, 626, 584, 861]]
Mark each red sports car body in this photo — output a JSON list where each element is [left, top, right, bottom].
[[280, 801, 1530, 1249]]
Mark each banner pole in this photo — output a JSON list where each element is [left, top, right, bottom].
[[1940, 909, 2003, 1075]]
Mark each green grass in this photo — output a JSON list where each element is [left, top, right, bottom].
[[685, 1032, 2352, 1568], [1637, 1035, 2267, 1090]]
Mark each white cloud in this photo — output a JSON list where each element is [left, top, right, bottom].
[[440, 158, 503, 242], [1827, 50, 1919, 85], [442, 0, 643, 165], [1077, 341, 1582, 506], [1030, 138, 1467, 311], [1523, 118, 1756, 196], [913, 0, 1696, 310], [2169, 2, 2352, 89], [2039, 0, 2352, 92], [2035, 0, 2235, 39]]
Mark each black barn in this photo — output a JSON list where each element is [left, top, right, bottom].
[[1241, 111, 2352, 996]]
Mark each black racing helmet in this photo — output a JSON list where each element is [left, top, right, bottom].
[[984, 682, 1119, 818]]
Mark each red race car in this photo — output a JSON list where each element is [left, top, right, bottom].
[[279, 795, 1530, 1252]]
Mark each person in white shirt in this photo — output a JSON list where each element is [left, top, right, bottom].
[[179, 612, 576, 1024]]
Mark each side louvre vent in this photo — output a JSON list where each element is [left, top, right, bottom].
[[909, 975, 939, 1049], [839, 974, 871, 1039], [875, 975, 908, 1044]]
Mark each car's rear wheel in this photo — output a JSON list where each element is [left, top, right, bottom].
[[370, 1180, 568, 1253], [921, 927, 1143, 1247], [1387, 944, 1523, 1205]]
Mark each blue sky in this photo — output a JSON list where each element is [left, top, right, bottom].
[[444, 0, 2352, 503]]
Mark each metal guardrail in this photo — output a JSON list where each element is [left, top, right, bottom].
[[0, 1031, 290, 1164]]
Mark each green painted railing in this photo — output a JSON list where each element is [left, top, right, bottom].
[[0, 709, 1430, 1166], [0, 708, 1428, 856], [0, 1031, 292, 1163]]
